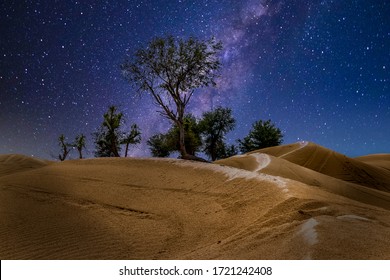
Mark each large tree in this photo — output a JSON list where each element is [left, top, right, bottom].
[[238, 120, 283, 153], [198, 107, 236, 161], [94, 106, 124, 157], [121, 35, 222, 160]]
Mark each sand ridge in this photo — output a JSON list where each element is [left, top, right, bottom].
[[355, 154, 390, 171], [0, 154, 48, 177], [240, 142, 390, 192], [216, 151, 390, 211]]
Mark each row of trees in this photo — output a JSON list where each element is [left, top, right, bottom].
[[57, 35, 284, 161], [57, 134, 86, 161], [57, 105, 283, 161], [120, 35, 285, 161], [93, 106, 141, 157], [147, 107, 237, 161], [57, 106, 141, 161], [147, 108, 283, 161], [121, 35, 222, 161]]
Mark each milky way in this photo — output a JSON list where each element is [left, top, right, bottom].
[[0, 0, 389, 159]]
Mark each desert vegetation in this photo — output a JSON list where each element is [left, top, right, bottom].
[[57, 36, 284, 161]]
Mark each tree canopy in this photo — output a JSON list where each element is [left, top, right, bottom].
[[198, 107, 236, 161], [93, 106, 124, 157], [93, 106, 142, 158], [121, 124, 141, 157], [74, 134, 86, 159], [121, 35, 222, 159], [238, 120, 283, 153], [147, 108, 238, 161], [147, 114, 202, 158], [147, 133, 172, 158]]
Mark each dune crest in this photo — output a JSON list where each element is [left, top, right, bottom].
[[216, 149, 390, 210], [355, 154, 390, 171], [0, 154, 48, 177], [240, 142, 390, 192]]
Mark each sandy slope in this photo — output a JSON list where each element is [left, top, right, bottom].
[[1, 149, 390, 260], [216, 153, 390, 210], [355, 154, 390, 171], [0, 154, 48, 177], [247, 142, 390, 192]]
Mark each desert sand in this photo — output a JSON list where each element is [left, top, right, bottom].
[[1, 142, 390, 259]]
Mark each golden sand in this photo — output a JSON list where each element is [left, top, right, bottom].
[[1, 142, 390, 259]]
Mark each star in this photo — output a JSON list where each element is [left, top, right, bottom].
[[0, 0, 388, 158]]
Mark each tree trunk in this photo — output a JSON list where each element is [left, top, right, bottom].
[[112, 140, 120, 157], [59, 148, 69, 161], [177, 120, 188, 158], [125, 143, 129, 157], [78, 149, 83, 159], [210, 138, 216, 161]]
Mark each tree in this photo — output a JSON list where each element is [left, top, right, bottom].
[[58, 134, 71, 161], [214, 142, 238, 160], [94, 106, 124, 157], [165, 114, 202, 156], [238, 120, 283, 153], [198, 107, 236, 161], [121, 124, 141, 157], [121, 35, 222, 160], [147, 133, 171, 157], [147, 114, 202, 157], [93, 128, 111, 157], [74, 134, 86, 159]]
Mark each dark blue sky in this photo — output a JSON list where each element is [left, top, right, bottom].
[[1, 0, 389, 159]]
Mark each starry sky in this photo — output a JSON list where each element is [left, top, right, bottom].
[[1, 0, 389, 159]]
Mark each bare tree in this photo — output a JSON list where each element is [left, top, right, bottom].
[[58, 134, 71, 161]]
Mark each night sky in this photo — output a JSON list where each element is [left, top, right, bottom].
[[1, 0, 389, 159]]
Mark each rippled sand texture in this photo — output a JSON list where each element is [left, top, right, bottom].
[[1, 142, 390, 259]]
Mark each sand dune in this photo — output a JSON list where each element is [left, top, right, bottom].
[[1, 144, 390, 260], [246, 142, 390, 192], [216, 153, 390, 211], [0, 154, 48, 177], [355, 154, 390, 171]]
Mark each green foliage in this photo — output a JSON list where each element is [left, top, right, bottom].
[[198, 107, 236, 161], [147, 133, 171, 158], [147, 114, 202, 157], [166, 114, 202, 156], [225, 144, 238, 158], [121, 124, 141, 157], [215, 142, 238, 160], [121, 35, 222, 157], [147, 109, 239, 161], [93, 106, 142, 158], [238, 120, 283, 153], [94, 106, 124, 157]]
